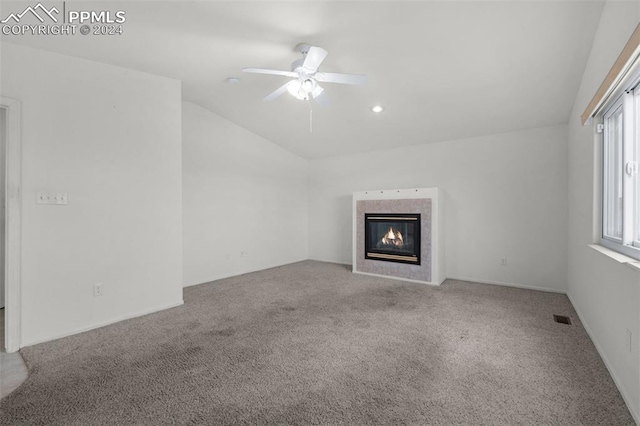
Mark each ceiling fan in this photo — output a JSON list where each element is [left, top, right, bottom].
[[242, 43, 367, 103]]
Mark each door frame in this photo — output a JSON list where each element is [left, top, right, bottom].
[[1, 97, 22, 353]]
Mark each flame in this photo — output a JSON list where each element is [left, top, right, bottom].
[[381, 227, 404, 247]]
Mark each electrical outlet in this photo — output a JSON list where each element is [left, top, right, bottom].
[[500, 258, 508, 266], [36, 192, 49, 204], [36, 192, 68, 205], [626, 329, 632, 352], [93, 283, 103, 297], [52, 193, 68, 204]]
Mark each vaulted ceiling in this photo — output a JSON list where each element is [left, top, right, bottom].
[[2, 1, 604, 158]]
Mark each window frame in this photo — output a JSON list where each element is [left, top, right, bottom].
[[633, 90, 640, 249], [599, 83, 640, 261], [601, 95, 624, 244]]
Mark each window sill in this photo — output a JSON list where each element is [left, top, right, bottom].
[[588, 244, 640, 272]]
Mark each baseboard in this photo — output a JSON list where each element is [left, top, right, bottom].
[[21, 300, 184, 348], [566, 292, 640, 425], [446, 276, 566, 294], [184, 272, 237, 287], [183, 258, 309, 288], [310, 259, 560, 293], [185, 261, 564, 293], [312, 259, 441, 285], [308, 257, 352, 266], [353, 270, 440, 286]]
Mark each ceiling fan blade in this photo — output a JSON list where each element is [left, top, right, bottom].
[[243, 68, 298, 78], [315, 72, 367, 85], [302, 46, 328, 73], [263, 81, 294, 101]]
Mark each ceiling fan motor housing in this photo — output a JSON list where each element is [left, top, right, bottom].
[[291, 58, 308, 73], [295, 43, 312, 56]]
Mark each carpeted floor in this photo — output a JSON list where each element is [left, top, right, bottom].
[[0, 261, 634, 425]]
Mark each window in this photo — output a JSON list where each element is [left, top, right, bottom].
[[600, 88, 640, 260], [583, 22, 640, 260]]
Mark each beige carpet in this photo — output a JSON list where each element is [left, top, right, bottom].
[[0, 261, 634, 425]]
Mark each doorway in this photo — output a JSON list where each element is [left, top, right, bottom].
[[0, 107, 4, 351], [0, 108, 4, 314], [0, 97, 22, 353]]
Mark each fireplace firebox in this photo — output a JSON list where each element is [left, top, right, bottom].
[[364, 213, 421, 265]]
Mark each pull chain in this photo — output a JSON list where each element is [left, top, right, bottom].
[[307, 99, 313, 133]]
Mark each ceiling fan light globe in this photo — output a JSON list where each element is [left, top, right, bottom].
[[302, 79, 315, 92], [311, 85, 324, 99], [287, 80, 302, 98], [286, 79, 312, 100]]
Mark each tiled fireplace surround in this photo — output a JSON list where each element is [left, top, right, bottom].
[[352, 188, 443, 285]]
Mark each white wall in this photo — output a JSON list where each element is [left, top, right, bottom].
[[309, 125, 568, 292], [182, 102, 308, 286], [0, 43, 184, 346], [567, 1, 640, 421]]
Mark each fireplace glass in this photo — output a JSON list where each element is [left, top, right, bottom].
[[364, 213, 421, 265]]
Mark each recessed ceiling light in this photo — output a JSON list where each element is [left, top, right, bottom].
[[226, 77, 240, 84], [371, 105, 384, 113]]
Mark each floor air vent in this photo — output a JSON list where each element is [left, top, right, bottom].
[[553, 314, 572, 325]]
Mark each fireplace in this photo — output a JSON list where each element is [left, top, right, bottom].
[[354, 188, 440, 284], [364, 213, 421, 265]]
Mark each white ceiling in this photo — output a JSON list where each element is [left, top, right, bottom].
[[2, 1, 604, 159]]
